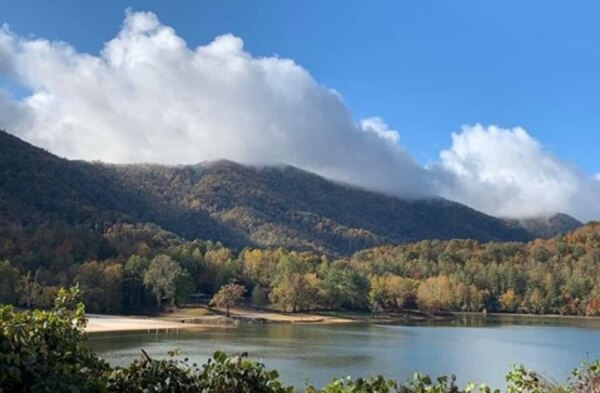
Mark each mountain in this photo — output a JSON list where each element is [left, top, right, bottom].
[[0, 130, 532, 256], [507, 213, 583, 239]]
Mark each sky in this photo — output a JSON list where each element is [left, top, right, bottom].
[[0, 1, 599, 221]]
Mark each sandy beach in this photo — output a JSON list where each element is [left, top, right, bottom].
[[84, 305, 447, 333], [85, 314, 192, 333], [84, 307, 357, 333]]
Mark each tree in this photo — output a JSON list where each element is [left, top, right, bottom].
[[270, 273, 320, 313], [0, 260, 20, 304], [251, 285, 269, 308], [143, 254, 183, 307], [369, 274, 418, 313], [416, 276, 457, 312], [242, 249, 280, 288], [74, 261, 105, 313], [174, 270, 195, 307], [122, 255, 150, 312], [368, 275, 388, 315], [499, 289, 519, 312], [319, 262, 352, 309], [17, 270, 42, 308], [210, 283, 246, 317], [102, 263, 123, 313]]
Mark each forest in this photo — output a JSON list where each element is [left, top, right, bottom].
[[0, 130, 551, 258], [3, 130, 595, 316], [2, 219, 600, 317]]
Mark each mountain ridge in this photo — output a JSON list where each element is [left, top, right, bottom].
[[0, 130, 558, 255], [505, 213, 582, 239]]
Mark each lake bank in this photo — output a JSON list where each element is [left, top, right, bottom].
[[84, 309, 351, 333], [85, 306, 453, 333], [85, 306, 600, 333], [85, 314, 196, 333]]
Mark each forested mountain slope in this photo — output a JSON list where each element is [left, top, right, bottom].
[[506, 213, 582, 239], [0, 130, 533, 256]]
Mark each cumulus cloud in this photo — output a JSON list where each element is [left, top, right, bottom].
[[0, 10, 429, 197], [432, 125, 600, 220], [0, 11, 598, 221], [360, 117, 400, 144]]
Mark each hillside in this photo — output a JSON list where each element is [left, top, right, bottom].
[[507, 213, 582, 239], [0, 130, 532, 256], [108, 160, 537, 253]]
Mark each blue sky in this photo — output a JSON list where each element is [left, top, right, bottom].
[[0, 0, 600, 220], [0, 1, 599, 219]]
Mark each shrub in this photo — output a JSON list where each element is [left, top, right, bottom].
[[0, 287, 109, 392], [198, 351, 293, 393], [106, 350, 202, 392]]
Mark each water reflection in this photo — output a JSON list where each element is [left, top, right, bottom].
[[89, 315, 600, 389]]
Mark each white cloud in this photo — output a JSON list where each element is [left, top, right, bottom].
[[360, 117, 400, 144], [0, 10, 430, 198], [0, 11, 598, 221], [432, 124, 600, 221]]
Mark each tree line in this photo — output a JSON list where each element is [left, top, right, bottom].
[[1, 221, 600, 316]]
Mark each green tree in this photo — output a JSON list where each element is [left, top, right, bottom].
[[174, 270, 195, 307], [251, 284, 269, 308], [0, 260, 19, 304], [143, 254, 183, 307], [318, 262, 369, 310], [122, 255, 150, 312]]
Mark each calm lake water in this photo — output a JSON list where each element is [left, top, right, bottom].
[[89, 314, 600, 389]]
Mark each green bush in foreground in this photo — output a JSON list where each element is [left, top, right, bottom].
[[1, 288, 600, 392], [0, 287, 109, 392]]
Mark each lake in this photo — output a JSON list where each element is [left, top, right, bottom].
[[89, 314, 600, 389]]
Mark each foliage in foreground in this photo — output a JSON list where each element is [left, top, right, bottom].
[[2, 290, 600, 392], [0, 287, 109, 392]]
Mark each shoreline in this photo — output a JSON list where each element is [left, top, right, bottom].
[[454, 310, 600, 321], [85, 307, 600, 334], [85, 314, 199, 334], [84, 308, 363, 334]]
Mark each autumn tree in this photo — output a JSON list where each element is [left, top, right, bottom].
[[241, 249, 280, 288], [270, 273, 321, 313], [416, 275, 457, 312], [210, 283, 246, 317], [499, 289, 519, 312], [369, 274, 418, 313]]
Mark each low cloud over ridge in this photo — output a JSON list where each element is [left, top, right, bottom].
[[0, 11, 598, 221], [432, 125, 600, 221]]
